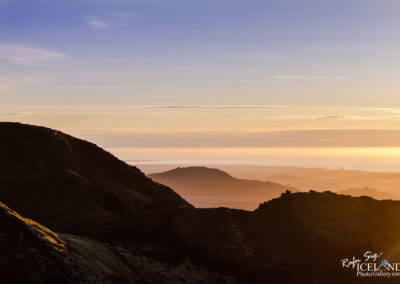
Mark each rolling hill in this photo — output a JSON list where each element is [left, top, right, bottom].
[[149, 166, 298, 210]]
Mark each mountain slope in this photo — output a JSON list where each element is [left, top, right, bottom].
[[0, 201, 231, 283], [149, 166, 298, 210], [0, 122, 189, 233]]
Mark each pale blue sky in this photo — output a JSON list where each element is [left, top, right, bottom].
[[1, 0, 400, 151]]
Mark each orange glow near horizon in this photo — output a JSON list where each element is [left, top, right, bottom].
[[108, 147, 400, 172]]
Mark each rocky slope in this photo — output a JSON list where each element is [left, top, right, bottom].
[[0, 201, 69, 283], [0, 201, 231, 283]]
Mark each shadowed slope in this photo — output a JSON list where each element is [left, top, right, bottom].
[[169, 191, 400, 283], [0, 122, 189, 233], [0, 201, 231, 283], [94, 190, 400, 282]]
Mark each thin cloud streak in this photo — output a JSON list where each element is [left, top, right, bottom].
[[143, 105, 303, 109], [88, 20, 111, 29], [0, 75, 51, 91], [267, 75, 345, 79], [2, 105, 304, 111], [262, 115, 400, 121], [4, 105, 400, 113], [0, 112, 24, 117], [78, 129, 400, 148], [0, 44, 68, 65]]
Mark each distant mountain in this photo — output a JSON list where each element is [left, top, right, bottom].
[[337, 186, 395, 200], [207, 165, 400, 196], [148, 166, 298, 210], [0, 122, 189, 234], [140, 164, 400, 197]]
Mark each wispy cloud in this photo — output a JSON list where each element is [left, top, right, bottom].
[[264, 115, 344, 120], [91, 58, 136, 63], [0, 44, 68, 65], [0, 75, 51, 92], [88, 20, 111, 29], [7, 105, 400, 113], [262, 114, 400, 121], [77, 129, 400, 148], [315, 115, 343, 120], [108, 11, 141, 20], [9, 105, 301, 110], [144, 105, 301, 109], [87, 11, 141, 31], [267, 75, 344, 80], [5, 105, 400, 123], [0, 112, 24, 117]]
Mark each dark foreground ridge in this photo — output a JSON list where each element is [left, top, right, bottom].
[[0, 201, 229, 283], [1, 123, 400, 283], [0, 122, 189, 234]]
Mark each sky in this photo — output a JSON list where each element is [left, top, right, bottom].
[[2, 0, 400, 167]]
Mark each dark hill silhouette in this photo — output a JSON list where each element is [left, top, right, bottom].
[[0, 201, 230, 283], [337, 186, 394, 200], [0, 122, 189, 233], [2, 123, 400, 283], [149, 166, 298, 209], [90, 190, 400, 283], [6, 186, 400, 283]]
